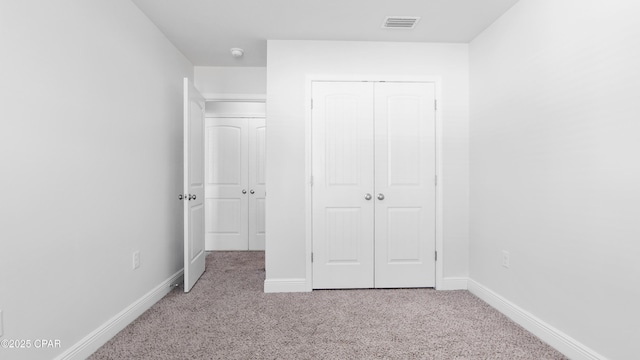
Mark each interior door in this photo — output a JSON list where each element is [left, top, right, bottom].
[[183, 78, 206, 292], [204, 118, 249, 250], [248, 119, 266, 250], [312, 82, 375, 289], [311, 81, 437, 289], [374, 82, 436, 288]]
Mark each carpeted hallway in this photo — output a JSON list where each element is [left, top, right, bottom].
[[89, 252, 566, 359]]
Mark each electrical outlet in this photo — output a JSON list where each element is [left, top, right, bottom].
[[502, 251, 510, 268], [1, 310, 4, 337], [133, 251, 140, 270]]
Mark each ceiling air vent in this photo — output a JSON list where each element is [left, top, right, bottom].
[[382, 16, 421, 29]]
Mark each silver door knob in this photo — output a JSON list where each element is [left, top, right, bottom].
[[250, 189, 255, 194], [377, 193, 385, 200], [242, 189, 247, 194], [188, 194, 193, 200], [192, 194, 196, 200], [364, 193, 372, 200], [178, 194, 184, 200]]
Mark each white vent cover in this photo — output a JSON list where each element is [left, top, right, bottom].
[[382, 16, 421, 29]]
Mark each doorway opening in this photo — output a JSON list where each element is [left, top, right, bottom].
[[204, 100, 266, 252]]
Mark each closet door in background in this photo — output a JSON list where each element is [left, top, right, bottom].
[[205, 117, 266, 251], [205, 118, 249, 250], [248, 119, 266, 250]]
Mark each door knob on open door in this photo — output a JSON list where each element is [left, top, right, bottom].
[[377, 193, 385, 200], [364, 193, 372, 200], [178, 194, 184, 200]]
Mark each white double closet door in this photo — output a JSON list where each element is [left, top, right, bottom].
[[205, 117, 266, 251], [312, 81, 436, 289]]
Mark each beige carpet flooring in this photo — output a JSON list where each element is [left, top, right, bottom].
[[89, 251, 567, 359]]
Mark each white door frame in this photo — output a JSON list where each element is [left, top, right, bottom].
[[202, 92, 266, 118], [304, 74, 444, 291]]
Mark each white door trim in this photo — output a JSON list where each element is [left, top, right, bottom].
[[204, 97, 266, 119], [203, 93, 266, 102], [304, 74, 444, 291]]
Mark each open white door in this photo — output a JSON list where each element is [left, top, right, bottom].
[[183, 78, 206, 292]]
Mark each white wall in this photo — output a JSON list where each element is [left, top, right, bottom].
[[0, 1, 192, 359], [194, 66, 266, 98], [469, 0, 640, 358], [266, 40, 469, 284]]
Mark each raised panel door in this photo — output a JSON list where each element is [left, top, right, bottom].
[[205, 118, 249, 250], [183, 78, 206, 292], [312, 82, 375, 289], [374, 82, 436, 288], [249, 119, 266, 250]]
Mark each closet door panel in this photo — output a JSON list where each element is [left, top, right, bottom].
[[312, 82, 375, 289], [249, 119, 266, 250], [205, 118, 249, 250], [374, 82, 436, 288]]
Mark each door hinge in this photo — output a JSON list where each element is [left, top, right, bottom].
[[434, 99, 437, 111], [435, 175, 438, 186], [435, 251, 438, 261], [311, 99, 313, 110], [310, 175, 314, 186], [311, 252, 314, 263]]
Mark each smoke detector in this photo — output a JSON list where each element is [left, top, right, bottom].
[[382, 16, 421, 29], [230, 48, 244, 58]]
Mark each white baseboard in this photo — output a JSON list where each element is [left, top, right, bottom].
[[55, 270, 184, 360], [439, 277, 468, 290], [264, 277, 469, 292], [264, 278, 308, 293], [265, 277, 469, 292], [467, 279, 606, 360]]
